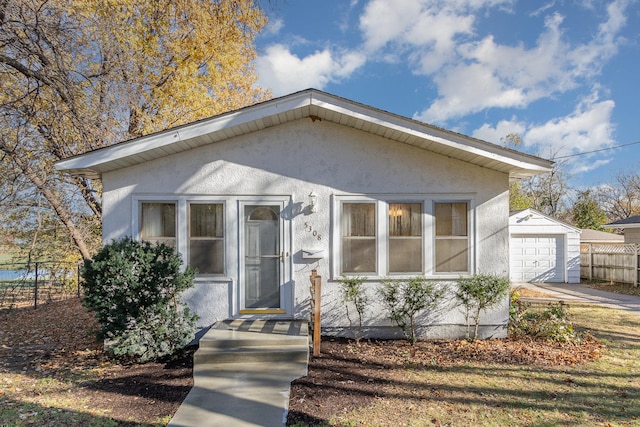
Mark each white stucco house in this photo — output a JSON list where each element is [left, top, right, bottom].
[[56, 89, 553, 339], [509, 209, 581, 284]]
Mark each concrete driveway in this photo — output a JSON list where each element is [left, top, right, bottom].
[[512, 282, 640, 313]]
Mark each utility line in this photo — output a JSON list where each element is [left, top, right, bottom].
[[555, 140, 640, 159]]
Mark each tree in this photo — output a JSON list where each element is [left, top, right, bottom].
[[509, 181, 533, 211], [571, 190, 608, 230], [597, 171, 640, 222], [0, 0, 269, 260], [520, 162, 570, 219]]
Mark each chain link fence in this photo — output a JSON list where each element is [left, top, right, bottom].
[[0, 261, 82, 311]]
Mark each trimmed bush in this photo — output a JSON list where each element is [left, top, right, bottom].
[[379, 277, 445, 344], [339, 276, 368, 343], [82, 237, 197, 362], [455, 274, 510, 340]]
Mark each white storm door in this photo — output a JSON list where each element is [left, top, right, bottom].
[[240, 202, 288, 314]]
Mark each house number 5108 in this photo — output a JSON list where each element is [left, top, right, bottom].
[[304, 222, 322, 240]]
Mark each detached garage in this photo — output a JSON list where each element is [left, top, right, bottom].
[[509, 209, 581, 283]]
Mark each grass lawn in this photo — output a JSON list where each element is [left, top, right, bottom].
[[289, 303, 640, 426], [587, 281, 640, 297]]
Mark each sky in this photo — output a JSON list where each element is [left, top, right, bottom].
[[254, 0, 640, 188]]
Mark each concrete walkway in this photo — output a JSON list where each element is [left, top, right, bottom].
[[512, 282, 640, 313], [168, 319, 308, 427]]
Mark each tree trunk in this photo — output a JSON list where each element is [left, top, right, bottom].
[[4, 149, 93, 259]]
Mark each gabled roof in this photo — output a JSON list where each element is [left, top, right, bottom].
[[510, 208, 581, 232], [580, 229, 624, 243], [55, 89, 553, 180], [606, 215, 640, 229]]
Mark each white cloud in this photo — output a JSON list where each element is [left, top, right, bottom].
[[255, 44, 366, 96], [471, 89, 616, 172], [524, 91, 615, 156], [405, 0, 629, 123], [264, 18, 284, 36], [472, 118, 526, 144]]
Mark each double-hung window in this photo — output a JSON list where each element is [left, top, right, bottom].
[[434, 202, 469, 273], [336, 196, 472, 278], [341, 202, 376, 273], [140, 202, 176, 247], [189, 203, 224, 275], [388, 203, 422, 273]]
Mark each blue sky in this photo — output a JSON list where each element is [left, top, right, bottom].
[[254, 0, 640, 188]]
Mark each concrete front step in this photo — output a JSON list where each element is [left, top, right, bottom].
[[194, 319, 309, 366], [167, 319, 309, 427], [194, 345, 309, 365]]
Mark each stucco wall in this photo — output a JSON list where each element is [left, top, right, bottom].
[[101, 118, 511, 339]]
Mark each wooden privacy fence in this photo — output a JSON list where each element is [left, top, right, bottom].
[[580, 243, 640, 286]]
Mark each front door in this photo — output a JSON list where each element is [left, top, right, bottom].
[[240, 204, 286, 314]]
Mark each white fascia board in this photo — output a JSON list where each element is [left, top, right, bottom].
[[309, 94, 553, 174], [511, 208, 581, 232], [56, 89, 552, 177], [55, 92, 314, 173]]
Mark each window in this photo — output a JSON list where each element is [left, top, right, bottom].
[[434, 202, 468, 273], [189, 203, 224, 275], [388, 203, 422, 273], [341, 202, 376, 273], [140, 202, 176, 247]]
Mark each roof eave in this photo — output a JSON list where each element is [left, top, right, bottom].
[[55, 89, 554, 180]]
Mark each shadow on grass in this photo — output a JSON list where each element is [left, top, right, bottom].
[[0, 396, 161, 427]]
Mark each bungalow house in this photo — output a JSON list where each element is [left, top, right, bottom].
[[606, 216, 640, 244], [55, 89, 553, 339]]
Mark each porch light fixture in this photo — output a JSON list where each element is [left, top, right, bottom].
[[308, 192, 317, 213]]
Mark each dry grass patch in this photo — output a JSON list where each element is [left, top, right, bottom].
[[586, 281, 640, 297], [288, 303, 640, 427], [0, 299, 193, 426]]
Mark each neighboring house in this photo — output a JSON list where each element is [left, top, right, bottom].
[[580, 229, 624, 246], [509, 209, 581, 284], [605, 216, 640, 244], [55, 89, 552, 339]]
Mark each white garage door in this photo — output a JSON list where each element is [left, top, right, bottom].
[[510, 234, 564, 283]]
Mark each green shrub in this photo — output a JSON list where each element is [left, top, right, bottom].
[[82, 237, 197, 362], [379, 277, 445, 345], [339, 276, 368, 343], [509, 291, 578, 342], [455, 274, 510, 340]]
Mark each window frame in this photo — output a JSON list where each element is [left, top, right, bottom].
[[387, 201, 424, 275], [188, 202, 226, 277], [432, 200, 471, 276], [332, 194, 474, 280], [139, 201, 177, 248], [340, 200, 378, 275], [133, 195, 230, 279]]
